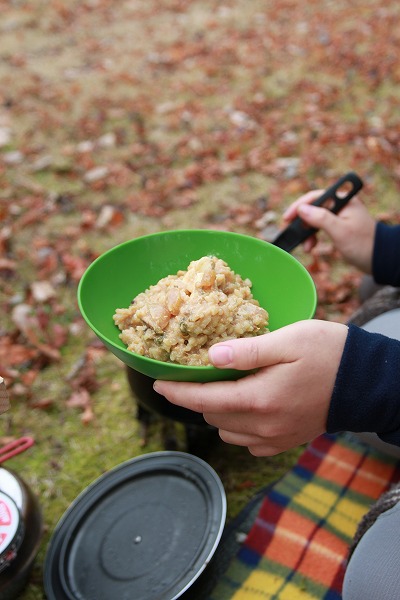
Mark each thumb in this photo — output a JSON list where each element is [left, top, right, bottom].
[[209, 331, 289, 371]]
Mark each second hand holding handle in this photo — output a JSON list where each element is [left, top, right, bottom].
[[273, 172, 364, 252]]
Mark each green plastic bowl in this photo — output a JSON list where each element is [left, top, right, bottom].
[[77, 230, 317, 382]]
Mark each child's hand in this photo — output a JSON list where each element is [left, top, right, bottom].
[[283, 193, 376, 273], [154, 320, 348, 456]]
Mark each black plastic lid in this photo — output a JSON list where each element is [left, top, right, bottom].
[[44, 452, 226, 600]]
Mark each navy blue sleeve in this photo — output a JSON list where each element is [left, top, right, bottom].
[[372, 222, 400, 286], [327, 324, 400, 446]]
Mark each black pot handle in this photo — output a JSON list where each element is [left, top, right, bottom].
[[272, 172, 363, 252]]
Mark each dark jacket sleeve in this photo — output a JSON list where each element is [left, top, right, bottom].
[[327, 325, 400, 445], [327, 221, 400, 443], [373, 222, 400, 286]]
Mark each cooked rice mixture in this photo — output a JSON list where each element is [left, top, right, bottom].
[[113, 255, 269, 366]]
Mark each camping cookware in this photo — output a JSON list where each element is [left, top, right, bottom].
[[127, 171, 363, 424], [44, 451, 226, 600], [78, 229, 317, 384]]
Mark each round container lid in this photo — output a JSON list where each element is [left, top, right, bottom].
[[0, 491, 24, 573], [44, 452, 226, 600]]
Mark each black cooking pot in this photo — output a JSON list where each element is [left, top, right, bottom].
[[126, 367, 206, 425]]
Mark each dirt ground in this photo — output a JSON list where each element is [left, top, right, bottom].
[[1, 1, 400, 598]]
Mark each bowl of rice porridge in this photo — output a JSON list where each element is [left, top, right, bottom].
[[77, 229, 317, 382]]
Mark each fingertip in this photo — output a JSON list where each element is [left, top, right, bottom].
[[282, 206, 296, 221], [153, 380, 163, 394]]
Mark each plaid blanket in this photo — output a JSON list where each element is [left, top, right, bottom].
[[210, 433, 400, 600]]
